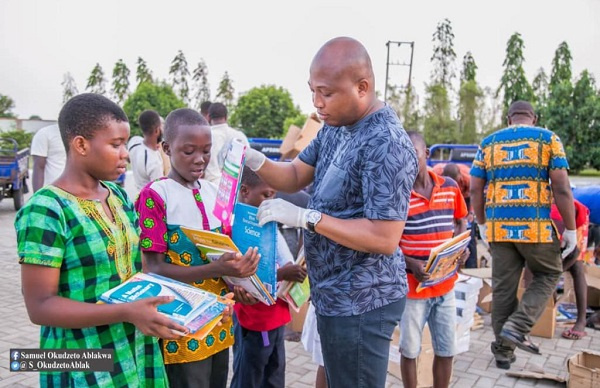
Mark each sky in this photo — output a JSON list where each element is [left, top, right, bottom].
[[1, 0, 599, 120]]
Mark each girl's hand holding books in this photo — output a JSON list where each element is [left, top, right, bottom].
[[125, 296, 189, 340], [233, 286, 259, 305], [216, 247, 260, 278]]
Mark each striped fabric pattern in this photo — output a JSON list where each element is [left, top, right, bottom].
[[400, 171, 468, 298]]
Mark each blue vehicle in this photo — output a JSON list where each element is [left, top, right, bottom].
[[0, 138, 30, 210], [427, 144, 478, 167], [248, 138, 284, 161]]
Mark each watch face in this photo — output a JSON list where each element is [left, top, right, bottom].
[[308, 211, 321, 224]]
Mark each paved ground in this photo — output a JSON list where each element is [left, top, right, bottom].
[[0, 174, 598, 387]]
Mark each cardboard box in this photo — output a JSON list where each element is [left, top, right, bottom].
[[388, 324, 434, 387], [568, 349, 600, 388], [516, 286, 556, 339], [279, 114, 323, 160], [585, 264, 600, 308], [279, 124, 302, 159], [288, 301, 309, 332]]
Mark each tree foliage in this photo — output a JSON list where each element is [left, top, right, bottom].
[[192, 59, 210, 110], [123, 81, 186, 137], [550, 42, 572, 88], [136, 57, 153, 86], [229, 85, 301, 138], [86, 63, 106, 95], [423, 83, 456, 144], [431, 18, 457, 88], [169, 50, 190, 104], [216, 71, 235, 108], [498, 32, 533, 117], [1, 129, 33, 150], [111, 59, 131, 104], [532, 67, 549, 112], [0, 94, 16, 118], [62, 72, 79, 104], [458, 52, 483, 143]]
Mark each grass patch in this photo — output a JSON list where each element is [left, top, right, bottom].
[[576, 169, 600, 177]]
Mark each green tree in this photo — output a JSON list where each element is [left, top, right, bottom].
[[62, 72, 79, 103], [457, 52, 483, 143], [400, 86, 421, 131], [498, 32, 534, 117], [111, 59, 131, 104], [0, 129, 33, 150], [0, 94, 16, 118], [136, 57, 153, 86], [423, 83, 456, 144], [29, 115, 42, 120], [550, 42, 572, 87], [480, 87, 503, 136], [544, 42, 574, 147], [169, 50, 190, 104], [572, 71, 600, 171], [229, 85, 301, 138], [123, 81, 186, 137], [192, 59, 210, 110], [86, 63, 106, 95], [532, 67, 549, 114], [431, 18, 456, 88], [216, 71, 235, 108]]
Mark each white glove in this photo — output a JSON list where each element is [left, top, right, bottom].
[[257, 198, 307, 229], [477, 223, 489, 249], [245, 148, 266, 172], [561, 229, 577, 259]]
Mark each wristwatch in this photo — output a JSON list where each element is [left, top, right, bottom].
[[305, 210, 322, 233]]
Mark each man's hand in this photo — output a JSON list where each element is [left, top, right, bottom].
[[245, 148, 266, 171], [405, 256, 430, 283], [215, 248, 260, 278], [477, 223, 489, 249], [278, 264, 307, 283], [561, 229, 577, 259], [257, 198, 308, 229]]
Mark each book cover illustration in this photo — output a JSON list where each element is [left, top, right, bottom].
[[180, 225, 276, 306], [99, 272, 230, 338], [231, 202, 278, 299], [213, 138, 246, 230], [416, 230, 471, 293]]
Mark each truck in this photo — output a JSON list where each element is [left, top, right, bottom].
[[0, 138, 30, 210]]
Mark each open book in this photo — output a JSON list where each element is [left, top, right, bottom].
[[98, 272, 232, 339], [180, 226, 276, 306], [416, 230, 471, 293], [277, 247, 310, 312]]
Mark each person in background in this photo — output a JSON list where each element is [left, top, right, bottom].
[[128, 110, 165, 191], [31, 123, 66, 192], [200, 100, 212, 121], [470, 100, 576, 368], [203, 102, 250, 184], [230, 166, 307, 388], [246, 37, 418, 388], [399, 132, 469, 388]]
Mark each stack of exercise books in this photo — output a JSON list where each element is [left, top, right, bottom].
[[99, 272, 233, 339], [277, 247, 310, 312]]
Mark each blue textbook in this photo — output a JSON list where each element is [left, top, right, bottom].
[[231, 202, 278, 300]]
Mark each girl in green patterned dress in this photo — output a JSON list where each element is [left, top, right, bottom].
[[15, 93, 183, 388]]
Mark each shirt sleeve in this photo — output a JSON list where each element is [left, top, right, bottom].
[[454, 186, 469, 220], [549, 134, 569, 170], [361, 133, 418, 220], [30, 129, 49, 157], [298, 126, 324, 167], [135, 185, 168, 253], [470, 145, 487, 179], [15, 194, 66, 268]]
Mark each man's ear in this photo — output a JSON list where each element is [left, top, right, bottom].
[[506, 115, 512, 125], [356, 78, 369, 97], [239, 184, 249, 200]]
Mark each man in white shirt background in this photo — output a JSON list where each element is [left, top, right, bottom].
[[31, 124, 66, 192], [204, 102, 250, 184], [128, 110, 165, 192]]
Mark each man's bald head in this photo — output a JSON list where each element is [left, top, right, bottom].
[[311, 37, 374, 86], [442, 163, 461, 181]]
